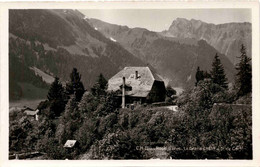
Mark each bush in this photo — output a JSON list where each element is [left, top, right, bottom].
[[89, 131, 145, 159]]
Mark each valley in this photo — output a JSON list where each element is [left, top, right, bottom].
[[8, 9, 252, 160]]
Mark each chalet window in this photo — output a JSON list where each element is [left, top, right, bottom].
[[125, 85, 132, 91], [129, 74, 135, 78], [120, 84, 132, 91]]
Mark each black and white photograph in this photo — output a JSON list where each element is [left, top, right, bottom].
[[1, 1, 259, 163]]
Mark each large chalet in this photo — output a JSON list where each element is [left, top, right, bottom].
[[107, 67, 166, 107]]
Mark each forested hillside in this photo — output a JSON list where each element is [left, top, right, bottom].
[[9, 64, 252, 159], [9, 9, 145, 101], [9, 38, 50, 100]]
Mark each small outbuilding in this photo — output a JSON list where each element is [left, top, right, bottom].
[[63, 140, 79, 159], [23, 108, 39, 121], [64, 140, 79, 148]]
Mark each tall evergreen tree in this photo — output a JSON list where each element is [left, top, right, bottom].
[[48, 77, 64, 101], [210, 53, 228, 89], [195, 66, 211, 86], [195, 66, 204, 86], [203, 71, 211, 79], [91, 73, 108, 97], [65, 68, 85, 102], [235, 44, 252, 96], [47, 77, 66, 117]]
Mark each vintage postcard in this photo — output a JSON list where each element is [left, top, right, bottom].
[[0, 1, 259, 167]]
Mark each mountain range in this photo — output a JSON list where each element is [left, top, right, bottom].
[[9, 9, 251, 101], [88, 18, 236, 87], [162, 18, 251, 65]]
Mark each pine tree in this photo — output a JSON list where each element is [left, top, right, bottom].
[[203, 71, 211, 79], [235, 44, 252, 96], [47, 77, 66, 117], [210, 53, 228, 89], [195, 67, 211, 86], [91, 73, 108, 97], [195, 66, 204, 86], [65, 68, 85, 102], [47, 77, 64, 101]]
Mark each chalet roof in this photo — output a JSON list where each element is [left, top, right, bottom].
[[64, 140, 77, 148], [107, 67, 164, 97], [24, 109, 39, 116], [22, 107, 34, 111]]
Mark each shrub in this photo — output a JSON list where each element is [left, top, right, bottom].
[[89, 131, 145, 159]]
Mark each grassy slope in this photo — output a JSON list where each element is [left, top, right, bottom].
[[17, 82, 48, 100], [30, 67, 55, 84], [10, 82, 48, 109]]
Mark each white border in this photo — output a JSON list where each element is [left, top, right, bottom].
[[1, 1, 259, 167]]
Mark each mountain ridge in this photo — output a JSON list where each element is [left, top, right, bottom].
[[172, 17, 251, 26], [87, 18, 235, 89], [163, 17, 251, 65], [9, 9, 146, 100], [9, 10, 247, 101]]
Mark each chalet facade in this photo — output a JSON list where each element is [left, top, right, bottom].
[[107, 67, 166, 107], [23, 108, 39, 121]]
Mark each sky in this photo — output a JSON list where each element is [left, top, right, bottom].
[[79, 9, 251, 32]]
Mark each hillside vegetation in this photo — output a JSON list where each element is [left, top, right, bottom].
[[9, 79, 252, 159], [9, 9, 145, 101], [10, 47, 252, 159]]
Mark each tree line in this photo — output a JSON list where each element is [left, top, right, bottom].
[[172, 44, 252, 158], [195, 44, 251, 98]]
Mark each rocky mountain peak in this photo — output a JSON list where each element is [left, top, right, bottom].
[[166, 18, 251, 65]]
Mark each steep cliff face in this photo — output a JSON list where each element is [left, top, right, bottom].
[[88, 18, 235, 88], [163, 18, 251, 65]]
